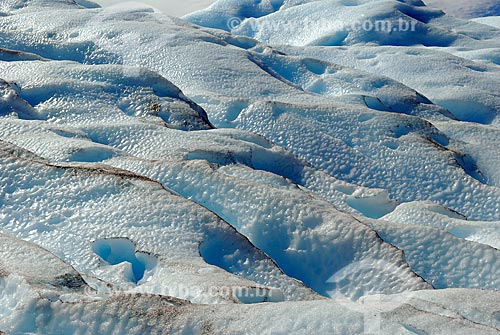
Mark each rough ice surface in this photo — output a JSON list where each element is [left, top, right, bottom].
[[284, 45, 500, 124], [474, 16, 500, 29], [0, 0, 499, 333]]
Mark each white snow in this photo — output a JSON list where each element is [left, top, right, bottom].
[[425, 0, 500, 19], [0, 0, 499, 333], [473, 16, 500, 29], [93, 0, 216, 17]]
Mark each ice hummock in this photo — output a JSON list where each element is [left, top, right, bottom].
[[0, 0, 499, 333]]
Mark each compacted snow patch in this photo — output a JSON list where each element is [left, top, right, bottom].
[[0, 0, 499, 333]]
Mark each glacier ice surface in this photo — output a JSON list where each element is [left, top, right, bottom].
[[0, 0, 499, 333]]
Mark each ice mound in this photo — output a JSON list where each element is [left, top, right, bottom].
[[0, 59, 213, 130], [427, 0, 500, 19], [474, 16, 500, 29], [0, 232, 88, 293], [285, 45, 500, 124], [0, 140, 321, 303], [186, 0, 500, 47], [383, 201, 500, 249], [2, 287, 500, 334], [0, 0, 499, 333]]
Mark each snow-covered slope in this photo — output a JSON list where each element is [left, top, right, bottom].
[[3, 286, 500, 334], [186, 0, 500, 47], [0, 57, 431, 300], [0, 0, 499, 333], [426, 0, 500, 19], [474, 16, 500, 29], [93, 0, 216, 17], [283, 45, 500, 124]]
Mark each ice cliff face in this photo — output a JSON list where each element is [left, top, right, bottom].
[[0, 0, 499, 334]]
